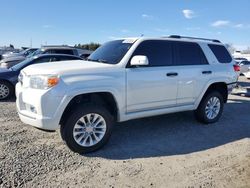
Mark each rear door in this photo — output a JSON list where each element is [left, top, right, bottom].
[[173, 41, 211, 105], [126, 40, 178, 113]]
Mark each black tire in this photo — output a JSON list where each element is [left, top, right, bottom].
[[195, 91, 224, 124], [0, 80, 14, 100], [61, 104, 114, 154]]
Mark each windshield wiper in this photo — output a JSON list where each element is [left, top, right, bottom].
[[87, 58, 109, 64]]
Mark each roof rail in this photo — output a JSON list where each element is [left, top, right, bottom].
[[168, 35, 221, 43], [41, 45, 73, 48]]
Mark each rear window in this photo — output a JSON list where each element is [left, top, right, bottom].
[[208, 44, 232, 63]]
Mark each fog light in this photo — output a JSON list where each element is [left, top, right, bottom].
[[30, 105, 37, 114]]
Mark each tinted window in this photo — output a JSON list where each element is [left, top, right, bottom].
[[29, 49, 43, 57], [131, 40, 173, 67], [175, 42, 208, 65], [208, 44, 232, 63], [53, 49, 74, 55]]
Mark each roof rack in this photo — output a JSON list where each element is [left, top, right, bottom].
[[168, 35, 221, 43]]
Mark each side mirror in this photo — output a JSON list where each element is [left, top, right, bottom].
[[130, 55, 149, 66]]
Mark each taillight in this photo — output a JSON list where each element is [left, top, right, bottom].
[[233, 64, 240, 72]]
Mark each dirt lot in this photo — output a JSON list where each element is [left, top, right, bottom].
[[0, 77, 250, 188]]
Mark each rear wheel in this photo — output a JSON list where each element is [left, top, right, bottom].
[[195, 91, 224, 124], [0, 81, 14, 100], [61, 104, 114, 154]]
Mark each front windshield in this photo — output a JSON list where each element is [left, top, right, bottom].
[[27, 49, 42, 58], [87, 40, 134, 64], [11, 58, 33, 71], [20, 49, 29, 55]]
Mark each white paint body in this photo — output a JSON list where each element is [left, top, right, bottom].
[[16, 37, 238, 130]]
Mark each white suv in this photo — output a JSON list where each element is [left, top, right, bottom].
[[16, 36, 239, 153]]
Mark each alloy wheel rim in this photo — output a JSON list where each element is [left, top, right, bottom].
[[0, 84, 9, 99], [205, 96, 221, 120], [73, 113, 107, 147]]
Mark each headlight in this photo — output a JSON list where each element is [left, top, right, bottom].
[[29, 75, 59, 89]]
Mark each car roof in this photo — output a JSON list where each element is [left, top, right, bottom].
[[116, 36, 223, 45], [32, 54, 82, 59], [41, 46, 76, 50]]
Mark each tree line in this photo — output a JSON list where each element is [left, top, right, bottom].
[[75, 43, 101, 51]]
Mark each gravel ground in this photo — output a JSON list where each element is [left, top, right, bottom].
[[0, 76, 250, 188]]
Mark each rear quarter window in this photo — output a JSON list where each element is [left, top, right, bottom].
[[208, 44, 232, 63]]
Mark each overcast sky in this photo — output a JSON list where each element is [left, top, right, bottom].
[[0, 0, 249, 49]]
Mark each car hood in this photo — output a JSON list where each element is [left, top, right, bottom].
[[0, 68, 11, 73], [21, 60, 117, 76]]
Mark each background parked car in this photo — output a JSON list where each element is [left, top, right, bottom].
[[0, 56, 28, 69], [0, 54, 83, 100], [0, 46, 20, 60], [234, 57, 248, 62], [31, 45, 92, 57], [238, 61, 250, 79], [238, 61, 250, 73], [0, 46, 91, 69], [1, 48, 38, 59]]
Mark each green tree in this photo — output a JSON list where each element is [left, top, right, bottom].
[[75, 42, 101, 51]]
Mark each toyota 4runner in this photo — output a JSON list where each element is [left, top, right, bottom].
[[16, 36, 239, 153]]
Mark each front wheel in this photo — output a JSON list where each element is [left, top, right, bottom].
[[0, 81, 14, 100], [61, 104, 114, 154], [195, 91, 224, 124]]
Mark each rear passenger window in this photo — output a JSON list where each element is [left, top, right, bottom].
[[208, 44, 232, 63], [131, 40, 173, 67], [175, 42, 208, 65]]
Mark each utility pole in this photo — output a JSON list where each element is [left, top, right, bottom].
[[30, 38, 32, 48]]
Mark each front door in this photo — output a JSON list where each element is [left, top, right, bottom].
[[126, 40, 178, 113]]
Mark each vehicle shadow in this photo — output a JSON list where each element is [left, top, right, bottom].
[[88, 98, 250, 160], [0, 97, 16, 103]]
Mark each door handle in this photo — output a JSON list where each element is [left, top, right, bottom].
[[202, 71, 212, 74], [166, 72, 178, 77]]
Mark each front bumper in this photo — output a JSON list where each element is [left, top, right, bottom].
[[16, 82, 70, 131], [18, 110, 59, 130]]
